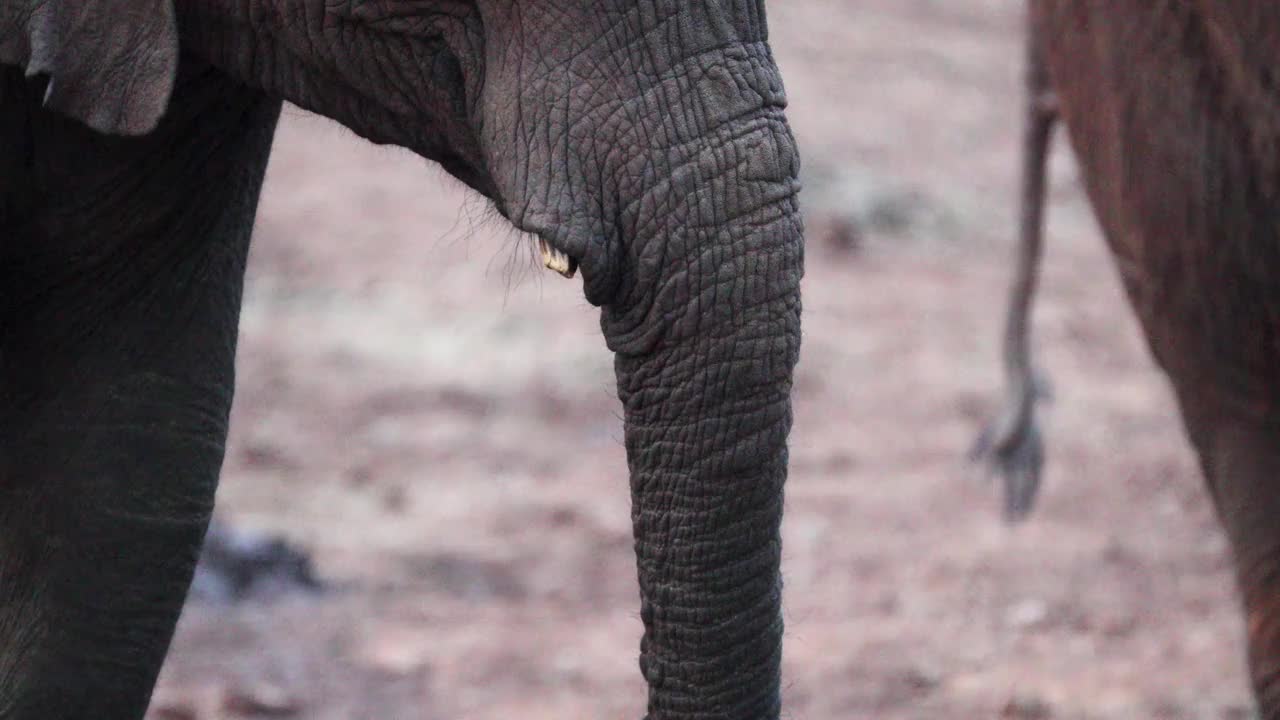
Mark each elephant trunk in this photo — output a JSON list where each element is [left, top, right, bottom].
[[603, 113, 803, 719]]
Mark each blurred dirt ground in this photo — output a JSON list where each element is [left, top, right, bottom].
[[150, 2, 1255, 719]]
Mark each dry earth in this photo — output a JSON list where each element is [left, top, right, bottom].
[[150, 2, 1255, 718]]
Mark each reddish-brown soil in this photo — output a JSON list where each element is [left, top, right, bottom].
[[149, 3, 1255, 718]]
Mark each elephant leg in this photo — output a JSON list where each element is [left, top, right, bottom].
[[0, 66, 280, 719], [0, 377, 229, 719], [0, 252, 263, 718], [1033, 3, 1280, 712], [1173, 397, 1280, 717], [0, 269, 260, 717]]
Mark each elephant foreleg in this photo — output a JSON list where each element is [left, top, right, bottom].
[[0, 256, 263, 717], [0, 64, 280, 719], [0, 390, 228, 719]]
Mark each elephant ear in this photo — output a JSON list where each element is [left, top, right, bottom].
[[0, 0, 179, 135]]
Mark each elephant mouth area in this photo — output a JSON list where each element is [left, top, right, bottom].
[[537, 237, 578, 279]]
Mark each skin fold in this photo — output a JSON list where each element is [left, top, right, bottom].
[[0, 1, 803, 719], [998, 2, 1280, 715]]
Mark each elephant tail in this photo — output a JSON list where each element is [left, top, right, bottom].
[[969, 15, 1059, 522]]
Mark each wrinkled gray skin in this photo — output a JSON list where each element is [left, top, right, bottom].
[[0, 2, 803, 718]]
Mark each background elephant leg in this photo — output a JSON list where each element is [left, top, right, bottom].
[[1176, 399, 1280, 717], [1034, 3, 1280, 711]]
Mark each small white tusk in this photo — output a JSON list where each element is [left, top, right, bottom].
[[538, 238, 578, 279]]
